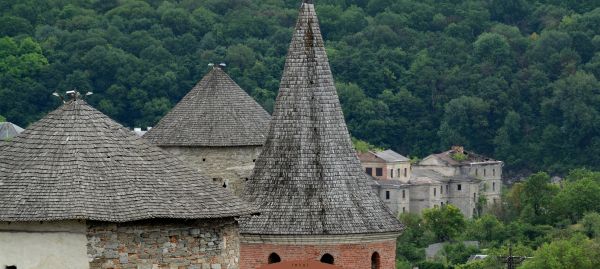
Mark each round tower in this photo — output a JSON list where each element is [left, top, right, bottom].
[[144, 67, 271, 195], [239, 1, 403, 268]]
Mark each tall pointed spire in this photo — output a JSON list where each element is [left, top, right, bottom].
[[240, 1, 403, 235]]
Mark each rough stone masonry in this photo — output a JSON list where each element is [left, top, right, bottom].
[[87, 219, 240, 269]]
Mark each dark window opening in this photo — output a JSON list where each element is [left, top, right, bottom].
[[493, 168, 496, 177], [397, 168, 400, 177], [375, 168, 383, 177], [390, 169, 393, 178], [473, 192, 476, 202], [441, 186, 443, 194], [484, 169, 486, 176], [493, 182, 496, 191], [222, 182, 227, 188], [385, 191, 390, 200], [371, 252, 381, 269], [402, 190, 406, 199], [268, 253, 281, 264], [253, 159, 256, 162], [446, 185, 449, 193], [402, 207, 406, 213], [6, 266, 17, 269], [457, 184, 462, 191], [434, 188, 437, 196], [366, 167, 372, 176], [245, 178, 249, 181], [320, 253, 334, 264], [404, 168, 407, 177], [475, 169, 478, 176], [202, 158, 206, 162]]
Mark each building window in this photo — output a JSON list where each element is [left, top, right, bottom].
[[390, 169, 394, 178], [321, 254, 334, 264], [446, 185, 449, 193], [404, 168, 407, 177], [493, 182, 496, 191], [475, 169, 478, 176], [402, 189, 406, 199], [397, 168, 401, 177], [268, 253, 281, 264], [484, 169, 486, 177], [402, 207, 406, 213], [6, 266, 16, 269], [366, 167, 372, 176], [376, 168, 383, 177], [441, 202, 444, 206], [202, 158, 206, 162], [457, 184, 462, 191], [385, 191, 390, 200], [473, 192, 477, 202], [441, 186, 443, 194], [434, 188, 437, 196], [493, 168, 496, 177], [371, 252, 381, 269]]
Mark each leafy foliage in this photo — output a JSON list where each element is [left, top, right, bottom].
[[0, 0, 598, 174]]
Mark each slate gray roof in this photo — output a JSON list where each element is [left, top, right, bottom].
[[375, 150, 409, 162], [0, 99, 257, 222], [240, 2, 403, 235], [0, 122, 24, 140], [144, 67, 271, 147]]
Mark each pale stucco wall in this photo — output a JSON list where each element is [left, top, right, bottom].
[[160, 145, 262, 196], [0, 221, 88, 269], [362, 161, 411, 182], [378, 186, 410, 216]]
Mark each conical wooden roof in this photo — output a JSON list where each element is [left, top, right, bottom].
[[240, 2, 403, 235], [144, 67, 271, 147], [0, 99, 257, 222]]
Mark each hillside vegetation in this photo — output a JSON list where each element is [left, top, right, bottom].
[[0, 0, 599, 173]]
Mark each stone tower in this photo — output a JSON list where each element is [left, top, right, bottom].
[[144, 66, 271, 195], [238, 1, 403, 268]]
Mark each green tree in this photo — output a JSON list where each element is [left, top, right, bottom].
[[520, 234, 600, 269], [423, 205, 466, 242]]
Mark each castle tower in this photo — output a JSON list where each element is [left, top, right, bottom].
[[239, 1, 403, 268], [0, 96, 256, 268], [144, 66, 271, 195]]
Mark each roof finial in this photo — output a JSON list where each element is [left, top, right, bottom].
[[53, 89, 93, 103]]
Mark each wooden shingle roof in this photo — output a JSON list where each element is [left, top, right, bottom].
[[0, 99, 257, 222], [144, 67, 271, 147], [240, 2, 403, 235]]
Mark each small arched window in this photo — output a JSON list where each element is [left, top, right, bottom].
[[268, 253, 281, 264], [371, 252, 381, 269], [320, 253, 334, 264]]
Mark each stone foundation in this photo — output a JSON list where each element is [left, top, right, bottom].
[[87, 218, 240, 269]]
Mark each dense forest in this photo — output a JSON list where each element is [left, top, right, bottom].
[[0, 0, 599, 174]]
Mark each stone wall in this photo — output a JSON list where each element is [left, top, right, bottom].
[[239, 238, 396, 269], [87, 218, 240, 269], [161, 146, 262, 196]]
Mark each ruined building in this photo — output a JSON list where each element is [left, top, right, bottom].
[[363, 146, 503, 218], [0, 96, 256, 269], [144, 67, 271, 195], [238, 1, 403, 269]]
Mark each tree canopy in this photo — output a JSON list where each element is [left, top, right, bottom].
[[0, 0, 599, 174]]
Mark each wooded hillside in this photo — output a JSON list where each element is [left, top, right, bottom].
[[0, 0, 599, 174]]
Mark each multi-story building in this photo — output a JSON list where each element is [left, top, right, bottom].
[[362, 146, 502, 218]]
